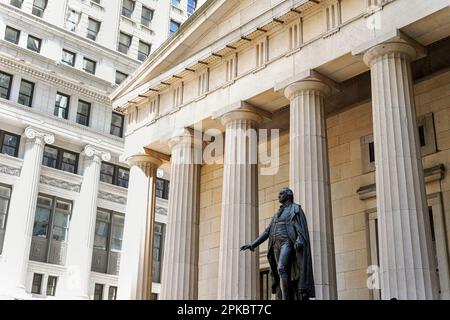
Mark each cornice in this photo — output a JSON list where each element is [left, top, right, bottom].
[[0, 52, 111, 104]]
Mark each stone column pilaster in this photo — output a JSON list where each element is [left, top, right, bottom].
[[217, 108, 263, 300], [0, 127, 54, 299], [363, 42, 438, 299], [160, 129, 201, 300], [117, 154, 161, 300], [63, 145, 111, 299], [285, 80, 337, 300]]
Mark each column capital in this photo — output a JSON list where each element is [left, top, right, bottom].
[[83, 145, 111, 163], [218, 105, 265, 127], [126, 153, 163, 169], [24, 127, 55, 145], [363, 41, 417, 67], [168, 128, 203, 149], [284, 80, 331, 100]]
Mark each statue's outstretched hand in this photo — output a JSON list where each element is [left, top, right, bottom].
[[240, 244, 255, 252]]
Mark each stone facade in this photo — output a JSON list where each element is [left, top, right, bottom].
[[113, 0, 450, 299], [0, 0, 205, 300]]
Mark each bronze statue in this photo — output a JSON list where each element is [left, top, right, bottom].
[[241, 187, 315, 300]]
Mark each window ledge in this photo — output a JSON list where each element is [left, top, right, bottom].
[[90, 1, 105, 10], [121, 15, 136, 26], [140, 24, 155, 35]]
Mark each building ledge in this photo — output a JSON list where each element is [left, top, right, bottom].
[[357, 164, 446, 200]]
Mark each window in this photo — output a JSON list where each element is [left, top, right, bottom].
[[18, 79, 34, 107], [187, 0, 197, 14], [61, 49, 76, 67], [118, 32, 132, 54], [91, 0, 101, 4], [169, 20, 180, 36], [141, 6, 153, 26], [46, 276, 58, 296], [30, 195, 72, 265], [108, 286, 117, 300], [152, 223, 165, 283], [0, 184, 12, 254], [138, 41, 151, 62], [171, 0, 181, 7], [110, 112, 124, 138], [115, 71, 128, 85], [10, 0, 23, 8], [0, 130, 20, 157], [65, 9, 81, 32], [4, 26, 20, 44], [32, 0, 47, 17], [54, 92, 70, 119], [91, 210, 124, 275], [94, 283, 103, 300], [417, 113, 437, 156], [100, 162, 129, 188], [156, 178, 170, 200], [27, 35, 42, 53], [83, 58, 96, 75], [122, 0, 135, 18], [76, 100, 91, 126], [87, 18, 101, 41], [43, 145, 78, 174], [31, 273, 43, 294], [0, 71, 13, 99]]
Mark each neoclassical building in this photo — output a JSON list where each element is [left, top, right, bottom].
[[0, 0, 206, 300], [112, 0, 450, 300]]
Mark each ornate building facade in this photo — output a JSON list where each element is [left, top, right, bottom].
[[0, 0, 204, 299], [112, 0, 450, 300]]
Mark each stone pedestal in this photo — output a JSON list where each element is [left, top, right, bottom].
[[63, 145, 111, 299], [117, 154, 161, 300], [0, 127, 54, 299], [217, 108, 262, 300], [160, 129, 201, 300], [285, 81, 337, 300], [364, 42, 438, 299]]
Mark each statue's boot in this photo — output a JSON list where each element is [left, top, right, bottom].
[[280, 277, 291, 300]]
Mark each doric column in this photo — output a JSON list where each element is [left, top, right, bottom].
[[0, 127, 54, 299], [160, 129, 201, 300], [117, 154, 161, 300], [285, 80, 337, 300], [63, 145, 111, 299], [363, 41, 438, 299], [217, 107, 262, 300]]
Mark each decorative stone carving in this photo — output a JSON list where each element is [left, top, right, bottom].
[[0, 165, 21, 177], [24, 127, 55, 145], [83, 145, 111, 163], [98, 191, 127, 204], [40, 175, 81, 192]]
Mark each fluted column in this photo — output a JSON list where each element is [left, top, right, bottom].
[[364, 42, 438, 299], [63, 145, 111, 299], [0, 127, 54, 299], [285, 80, 337, 300], [160, 129, 201, 300], [117, 154, 161, 300], [217, 108, 263, 300]]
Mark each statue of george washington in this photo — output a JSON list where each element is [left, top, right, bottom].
[[241, 187, 315, 300]]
